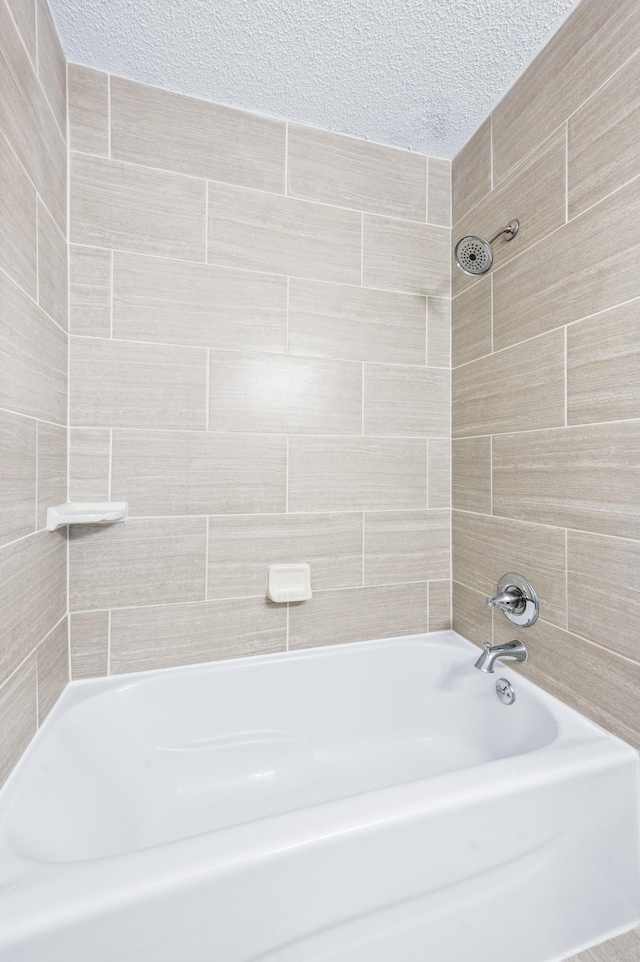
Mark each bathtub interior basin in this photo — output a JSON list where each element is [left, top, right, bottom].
[[4, 633, 561, 862], [0, 630, 638, 962]]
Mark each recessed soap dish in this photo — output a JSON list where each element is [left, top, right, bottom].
[[267, 564, 312, 603]]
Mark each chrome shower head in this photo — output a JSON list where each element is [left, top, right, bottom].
[[454, 220, 519, 276]]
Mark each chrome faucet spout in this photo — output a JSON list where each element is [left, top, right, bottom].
[[474, 640, 528, 674]]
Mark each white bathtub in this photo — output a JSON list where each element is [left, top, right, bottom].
[[0, 630, 638, 962]]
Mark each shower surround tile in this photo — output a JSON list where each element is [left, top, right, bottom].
[[112, 252, 287, 353], [452, 438, 491, 514], [288, 279, 427, 364], [70, 611, 109, 680], [451, 278, 491, 368], [36, 617, 68, 724], [363, 214, 449, 296], [207, 513, 363, 599], [288, 436, 429, 513], [568, 50, 640, 220], [70, 337, 208, 430], [427, 158, 451, 227], [287, 124, 426, 220], [37, 199, 68, 330], [67, 64, 109, 156], [492, 422, 640, 540], [112, 430, 287, 517], [452, 127, 566, 299], [69, 518, 207, 611], [364, 510, 450, 586], [491, 0, 640, 186], [71, 153, 206, 260], [69, 429, 110, 502], [110, 598, 286, 674], [69, 245, 112, 336], [452, 329, 565, 437], [0, 531, 66, 686], [36, 422, 67, 531], [364, 365, 449, 437], [207, 182, 361, 283], [0, 656, 37, 788], [567, 300, 640, 425], [452, 117, 492, 224], [0, 129, 37, 299], [208, 351, 362, 435], [111, 76, 286, 192], [288, 583, 429, 650], [0, 411, 36, 548]]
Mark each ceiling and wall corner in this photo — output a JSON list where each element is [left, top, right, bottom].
[[49, 0, 580, 157]]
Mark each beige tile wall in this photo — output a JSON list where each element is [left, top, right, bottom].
[[451, 0, 640, 801], [0, 0, 69, 786], [67, 66, 452, 677]]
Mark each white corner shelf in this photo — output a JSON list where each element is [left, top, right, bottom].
[[47, 502, 128, 533]]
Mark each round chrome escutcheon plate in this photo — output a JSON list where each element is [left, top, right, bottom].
[[496, 678, 516, 705]]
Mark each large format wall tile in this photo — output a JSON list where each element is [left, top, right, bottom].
[[0, 130, 37, 298], [427, 297, 450, 368], [492, 422, 640, 540], [70, 611, 109, 680], [493, 176, 640, 351], [452, 438, 491, 514], [452, 277, 491, 368], [428, 580, 451, 631], [288, 279, 426, 364], [287, 125, 426, 220], [69, 429, 110, 502], [569, 51, 640, 219], [427, 438, 450, 509], [452, 580, 491, 648], [112, 430, 286, 516], [567, 531, 640, 663], [569, 926, 640, 961], [452, 128, 566, 298], [288, 583, 428, 650], [71, 154, 206, 260], [67, 64, 109, 156], [0, 656, 37, 788], [70, 518, 207, 611], [111, 76, 285, 192], [36, 616, 68, 724], [492, 0, 640, 186], [453, 330, 565, 437], [288, 436, 428, 512], [6, 0, 36, 61], [0, 0, 66, 229], [428, 158, 451, 227], [110, 598, 286, 674], [364, 365, 449, 437], [207, 182, 361, 283], [363, 215, 449, 296], [0, 411, 36, 547], [453, 511, 566, 627], [37, 199, 68, 330], [207, 513, 363, 599], [36, 0, 66, 137], [70, 337, 208, 430], [69, 246, 112, 336], [364, 510, 450, 585], [0, 270, 67, 423], [0, 531, 66, 685], [452, 118, 492, 224], [501, 619, 640, 750], [208, 352, 362, 435], [36, 422, 66, 530], [567, 300, 640, 425], [113, 252, 287, 353]]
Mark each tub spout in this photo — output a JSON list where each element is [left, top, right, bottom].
[[474, 640, 528, 674]]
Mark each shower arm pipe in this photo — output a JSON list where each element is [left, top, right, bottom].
[[488, 220, 519, 244]]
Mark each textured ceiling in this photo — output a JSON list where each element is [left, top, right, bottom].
[[50, 0, 580, 158]]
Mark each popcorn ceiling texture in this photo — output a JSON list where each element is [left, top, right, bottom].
[[50, 0, 579, 157]]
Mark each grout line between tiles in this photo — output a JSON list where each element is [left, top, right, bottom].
[[564, 119, 569, 223], [34, 421, 39, 530], [205, 349, 210, 430]]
